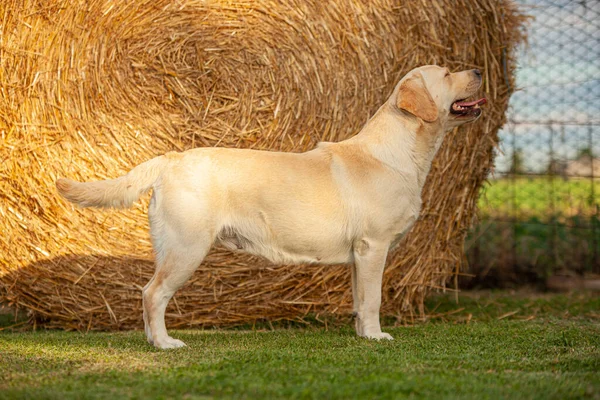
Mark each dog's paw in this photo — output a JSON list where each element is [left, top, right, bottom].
[[153, 336, 187, 349], [364, 332, 394, 341]]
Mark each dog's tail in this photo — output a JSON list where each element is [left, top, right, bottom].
[[56, 155, 169, 209]]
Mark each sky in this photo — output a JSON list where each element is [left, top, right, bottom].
[[494, 0, 599, 174]]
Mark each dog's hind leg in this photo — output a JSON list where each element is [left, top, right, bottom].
[[143, 240, 209, 349]]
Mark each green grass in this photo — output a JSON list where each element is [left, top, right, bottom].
[[479, 177, 599, 221], [1, 292, 599, 399]]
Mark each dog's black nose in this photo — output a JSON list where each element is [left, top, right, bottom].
[[473, 69, 482, 77]]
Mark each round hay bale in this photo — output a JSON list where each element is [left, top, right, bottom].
[[0, 0, 526, 330]]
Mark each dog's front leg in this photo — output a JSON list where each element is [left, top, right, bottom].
[[352, 239, 393, 340]]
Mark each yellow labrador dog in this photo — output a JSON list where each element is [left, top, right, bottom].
[[57, 65, 486, 349]]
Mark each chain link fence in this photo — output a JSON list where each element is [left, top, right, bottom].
[[465, 0, 600, 287]]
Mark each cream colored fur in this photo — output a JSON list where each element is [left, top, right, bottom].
[[57, 65, 484, 349]]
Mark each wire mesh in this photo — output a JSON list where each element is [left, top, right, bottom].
[[466, 0, 600, 286]]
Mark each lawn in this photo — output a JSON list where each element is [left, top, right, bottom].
[[1, 291, 599, 399], [478, 176, 600, 222]]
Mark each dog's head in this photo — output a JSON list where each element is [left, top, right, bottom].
[[394, 65, 486, 130]]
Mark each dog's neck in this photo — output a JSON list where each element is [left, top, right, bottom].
[[348, 102, 446, 190]]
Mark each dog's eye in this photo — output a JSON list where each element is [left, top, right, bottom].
[[445, 72, 450, 78]]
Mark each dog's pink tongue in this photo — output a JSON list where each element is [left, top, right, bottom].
[[455, 98, 487, 107]]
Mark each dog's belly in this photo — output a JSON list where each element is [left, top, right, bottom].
[[216, 221, 353, 265]]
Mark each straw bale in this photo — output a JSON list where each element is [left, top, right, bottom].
[[0, 0, 526, 330]]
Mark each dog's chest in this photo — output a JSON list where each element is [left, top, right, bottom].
[[387, 199, 421, 247], [390, 215, 417, 248]]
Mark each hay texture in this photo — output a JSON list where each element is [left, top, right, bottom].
[[0, 0, 526, 330]]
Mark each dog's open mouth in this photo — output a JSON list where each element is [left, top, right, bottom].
[[450, 97, 487, 117]]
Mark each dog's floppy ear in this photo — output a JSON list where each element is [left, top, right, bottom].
[[396, 74, 438, 122]]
